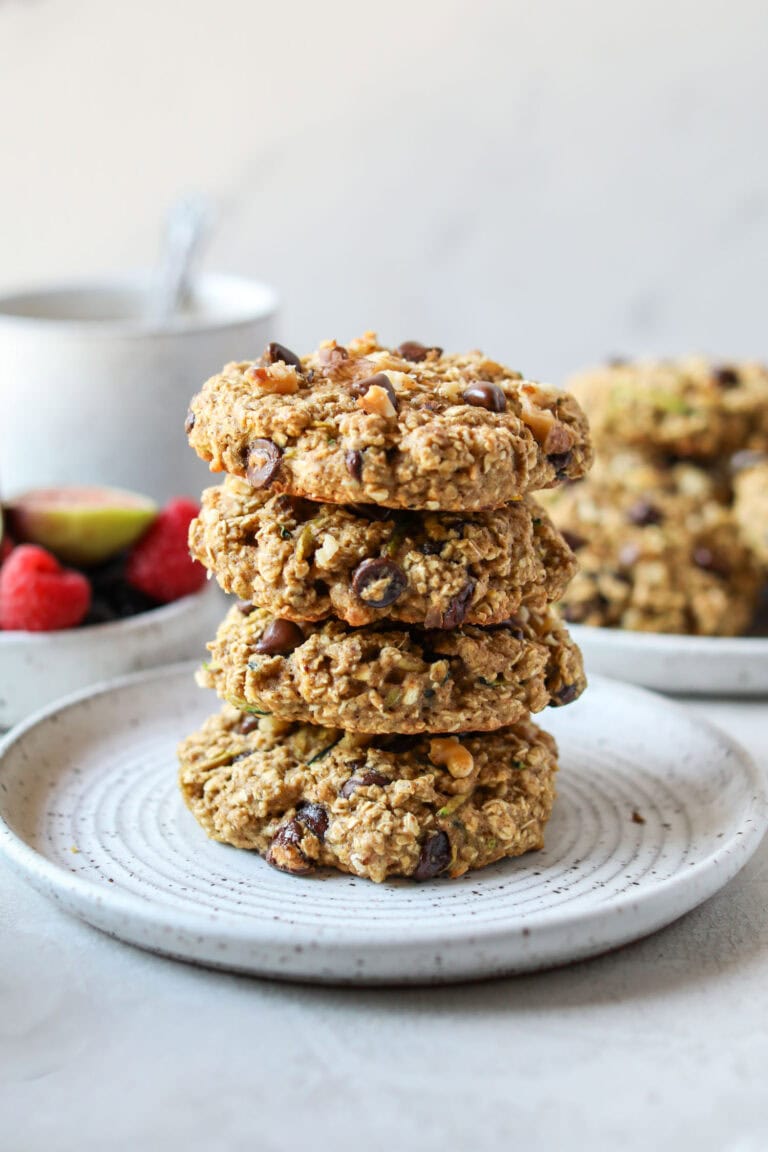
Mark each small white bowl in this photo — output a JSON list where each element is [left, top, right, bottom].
[[0, 582, 222, 729]]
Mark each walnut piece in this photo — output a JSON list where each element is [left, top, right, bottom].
[[429, 737, 475, 778], [357, 384, 398, 419], [246, 363, 301, 395]]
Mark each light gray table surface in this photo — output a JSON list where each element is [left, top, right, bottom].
[[1, 697, 766, 1152]]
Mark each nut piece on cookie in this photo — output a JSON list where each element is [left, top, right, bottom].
[[429, 737, 474, 779]]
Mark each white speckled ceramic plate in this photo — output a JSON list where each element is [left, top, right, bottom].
[[570, 625, 768, 696], [0, 664, 764, 984]]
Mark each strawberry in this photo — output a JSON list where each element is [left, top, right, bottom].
[[125, 498, 206, 603], [0, 544, 91, 631]]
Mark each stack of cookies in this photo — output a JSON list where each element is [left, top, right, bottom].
[[540, 357, 768, 635], [177, 333, 592, 883]]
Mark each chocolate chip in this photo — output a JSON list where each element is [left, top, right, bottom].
[[397, 341, 442, 362], [340, 771, 389, 799], [425, 580, 475, 630], [712, 365, 739, 389], [266, 342, 302, 371], [296, 802, 329, 840], [238, 714, 260, 735], [462, 382, 507, 413], [236, 598, 256, 615], [551, 683, 579, 706], [692, 546, 730, 576], [548, 450, 573, 478], [562, 530, 588, 552], [266, 819, 312, 874], [184, 409, 196, 433], [626, 499, 663, 526], [352, 557, 408, 608], [412, 831, 451, 880], [420, 538, 444, 556], [350, 373, 399, 412], [345, 449, 363, 482], [246, 439, 282, 489], [255, 618, 305, 655]]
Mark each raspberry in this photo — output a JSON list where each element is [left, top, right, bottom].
[[126, 498, 206, 604], [0, 544, 91, 631]]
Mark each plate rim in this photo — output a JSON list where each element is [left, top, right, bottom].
[[569, 622, 768, 656], [0, 661, 766, 953]]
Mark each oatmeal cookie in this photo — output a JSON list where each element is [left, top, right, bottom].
[[733, 452, 768, 568], [540, 452, 762, 635], [186, 332, 592, 511], [178, 705, 558, 882], [568, 356, 768, 460], [190, 476, 577, 627], [198, 602, 585, 733]]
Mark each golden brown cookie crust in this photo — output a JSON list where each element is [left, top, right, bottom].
[[178, 705, 558, 883], [540, 452, 762, 635], [190, 477, 577, 628], [198, 602, 586, 733], [186, 332, 592, 511], [568, 356, 768, 460]]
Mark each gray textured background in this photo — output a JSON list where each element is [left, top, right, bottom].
[[1, 0, 766, 380]]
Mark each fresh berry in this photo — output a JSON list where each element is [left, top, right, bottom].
[[0, 544, 91, 631], [125, 498, 206, 604]]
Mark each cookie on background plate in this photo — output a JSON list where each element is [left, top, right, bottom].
[[198, 602, 585, 734], [732, 452, 768, 569], [568, 356, 768, 460], [540, 452, 762, 636], [186, 332, 592, 511], [178, 705, 558, 883], [190, 476, 577, 628]]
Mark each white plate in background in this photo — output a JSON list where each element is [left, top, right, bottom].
[[571, 624, 768, 696], [0, 664, 764, 984]]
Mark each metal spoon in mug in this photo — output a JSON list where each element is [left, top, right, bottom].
[[146, 194, 214, 324]]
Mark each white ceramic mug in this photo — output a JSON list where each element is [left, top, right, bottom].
[[0, 273, 278, 501]]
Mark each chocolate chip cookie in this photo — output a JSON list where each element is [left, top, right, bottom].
[[190, 476, 577, 628], [540, 452, 762, 635], [186, 332, 592, 511], [568, 356, 768, 460], [733, 452, 768, 568], [178, 704, 558, 882], [198, 601, 585, 733]]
